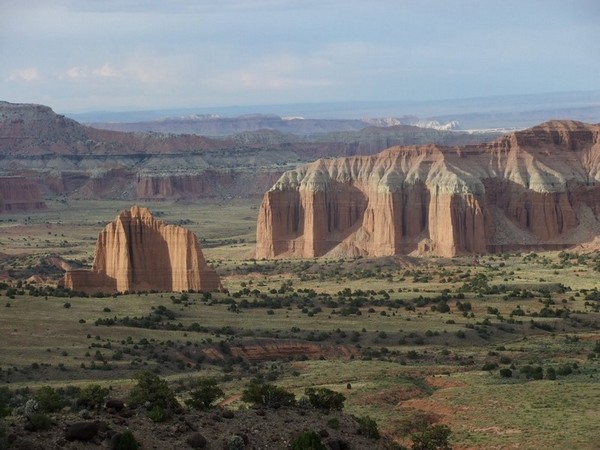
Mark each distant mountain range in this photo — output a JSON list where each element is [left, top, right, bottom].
[[66, 90, 600, 132], [0, 101, 500, 201]]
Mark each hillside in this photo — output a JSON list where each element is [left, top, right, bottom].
[[0, 101, 499, 201]]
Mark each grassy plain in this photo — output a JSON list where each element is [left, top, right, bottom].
[[2, 199, 600, 449]]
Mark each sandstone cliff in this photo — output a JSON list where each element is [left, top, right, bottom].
[[64, 206, 221, 293], [0, 101, 498, 201], [256, 121, 600, 258], [0, 177, 47, 213]]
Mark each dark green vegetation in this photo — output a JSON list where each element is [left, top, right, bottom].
[[2, 202, 600, 448]]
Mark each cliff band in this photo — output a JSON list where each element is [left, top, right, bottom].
[[256, 121, 600, 258], [0, 176, 46, 213], [64, 206, 221, 293]]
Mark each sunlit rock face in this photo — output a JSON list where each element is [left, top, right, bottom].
[[64, 206, 221, 293], [256, 121, 600, 258]]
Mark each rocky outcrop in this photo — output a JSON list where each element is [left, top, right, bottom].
[[256, 121, 600, 258], [135, 171, 282, 200], [0, 176, 47, 213], [0, 101, 499, 201], [64, 206, 221, 293]]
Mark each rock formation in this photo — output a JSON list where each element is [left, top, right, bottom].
[[256, 120, 600, 258], [64, 206, 221, 293], [0, 101, 499, 201], [0, 176, 47, 213]]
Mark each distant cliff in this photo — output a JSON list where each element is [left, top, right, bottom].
[[0, 176, 46, 213], [64, 206, 221, 293], [0, 101, 499, 201], [256, 121, 600, 258]]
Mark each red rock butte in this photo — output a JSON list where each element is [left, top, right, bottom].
[[64, 206, 221, 293], [256, 120, 600, 258]]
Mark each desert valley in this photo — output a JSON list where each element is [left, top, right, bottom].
[[1, 99, 600, 450]]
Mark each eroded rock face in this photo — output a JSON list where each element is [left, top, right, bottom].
[[0, 101, 499, 201], [0, 176, 47, 213], [64, 206, 221, 293], [256, 121, 600, 258]]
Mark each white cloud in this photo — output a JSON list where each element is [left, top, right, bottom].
[[7, 68, 41, 82], [62, 64, 120, 80], [206, 54, 336, 91], [92, 64, 120, 78], [59, 59, 173, 85], [63, 66, 86, 79]]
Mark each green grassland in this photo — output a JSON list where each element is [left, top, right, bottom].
[[2, 200, 600, 449]]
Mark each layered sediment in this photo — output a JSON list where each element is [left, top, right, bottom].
[[0, 177, 47, 213], [64, 206, 221, 293], [256, 121, 600, 258]]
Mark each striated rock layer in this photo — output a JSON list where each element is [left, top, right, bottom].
[[0, 101, 499, 201], [0, 176, 47, 213], [64, 206, 221, 293], [256, 121, 600, 258]]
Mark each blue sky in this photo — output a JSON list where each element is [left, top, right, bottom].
[[1, 0, 599, 113]]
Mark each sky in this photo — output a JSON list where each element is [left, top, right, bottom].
[[1, 0, 599, 114]]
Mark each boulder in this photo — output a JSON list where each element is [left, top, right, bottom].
[[186, 432, 208, 449], [64, 421, 99, 441], [105, 399, 125, 412]]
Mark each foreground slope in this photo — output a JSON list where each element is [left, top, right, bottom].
[[256, 120, 600, 258]]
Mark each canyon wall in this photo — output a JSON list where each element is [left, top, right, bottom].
[[64, 206, 221, 293], [256, 121, 600, 258], [0, 177, 47, 213], [0, 101, 499, 201]]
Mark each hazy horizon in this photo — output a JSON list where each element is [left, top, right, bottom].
[[2, 1, 599, 114]]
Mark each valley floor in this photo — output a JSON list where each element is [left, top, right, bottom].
[[1, 200, 600, 449]]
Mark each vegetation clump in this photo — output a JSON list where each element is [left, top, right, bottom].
[[241, 381, 295, 408], [128, 370, 180, 417], [304, 387, 345, 410], [355, 415, 380, 439], [290, 431, 327, 450], [185, 377, 224, 410]]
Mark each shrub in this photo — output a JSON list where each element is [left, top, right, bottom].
[[128, 370, 179, 412], [556, 365, 573, 376], [520, 365, 543, 380], [226, 435, 245, 450], [327, 417, 340, 429], [34, 386, 65, 412], [241, 382, 295, 409], [356, 415, 380, 439], [78, 384, 109, 409], [499, 368, 512, 378], [411, 424, 452, 450], [115, 430, 140, 450], [185, 377, 224, 410], [304, 387, 345, 411], [0, 387, 12, 417], [25, 412, 54, 431], [147, 405, 169, 422], [290, 431, 327, 450], [481, 363, 498, 371], [0, 422, 9, 449], [546, 367, 557, 380]]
